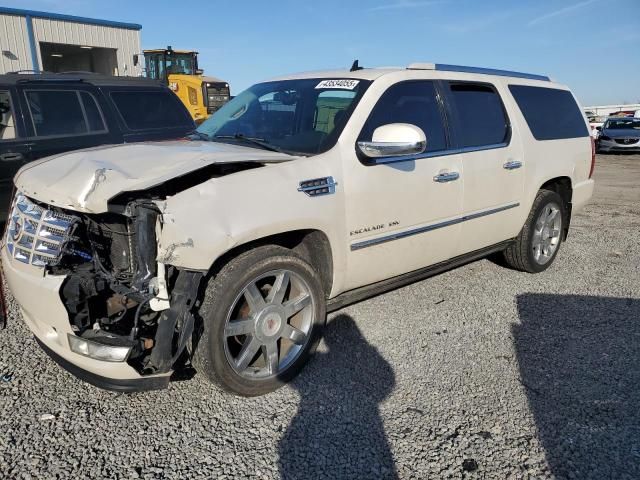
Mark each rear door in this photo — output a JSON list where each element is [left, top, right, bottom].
[[18, 85, 116, 160], [440, 81, 525, 255]]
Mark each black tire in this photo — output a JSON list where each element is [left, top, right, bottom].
[[192, 245, 326, 396], [503, 189, 567, 273]]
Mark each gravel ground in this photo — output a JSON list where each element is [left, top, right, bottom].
[[1, 154, 639, 479]]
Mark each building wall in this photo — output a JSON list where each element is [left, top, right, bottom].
[[31, 18, 141, 76], [0, 13, 141, 76], [0, 14, 34, 73], [584, 104, 640, 116]]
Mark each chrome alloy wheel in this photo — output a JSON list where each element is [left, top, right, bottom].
[[532, 202, 562, 265], [223, 269, 314, 379]]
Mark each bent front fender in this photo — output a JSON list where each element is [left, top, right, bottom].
[[154, 165, 346, 292]]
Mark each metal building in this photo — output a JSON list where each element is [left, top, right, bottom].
[[0, 7, 141, 76]]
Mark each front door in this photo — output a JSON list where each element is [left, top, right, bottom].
[[0, 87, 32, 216], [341, 80, 464, 291]]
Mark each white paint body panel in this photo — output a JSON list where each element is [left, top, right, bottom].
[[2, 66, 595, 380]]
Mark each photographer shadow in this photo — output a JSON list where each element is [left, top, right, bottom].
[[514, 294, 640, 479], [278, 313, 397, 479]]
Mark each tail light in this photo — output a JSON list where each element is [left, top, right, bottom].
[[589, 137, 596, 178]]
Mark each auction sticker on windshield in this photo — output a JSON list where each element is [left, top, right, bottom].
[[315, 79, 360, 90]]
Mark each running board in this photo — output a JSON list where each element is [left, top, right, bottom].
[[326, 240, 514, 312]]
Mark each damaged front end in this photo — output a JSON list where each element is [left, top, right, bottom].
[[5, 192, 202, 383]]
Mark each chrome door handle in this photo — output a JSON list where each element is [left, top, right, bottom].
[[433, 171, 460, 183], [503, 160, 523, 170]]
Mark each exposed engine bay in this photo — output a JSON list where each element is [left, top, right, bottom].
[[42, 200, 203, 375]]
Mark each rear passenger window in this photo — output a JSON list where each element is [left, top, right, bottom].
[[509, 85, 589, 140], [359, 81, 447, 152], [24, 90, 107, 137], [110, 90, 193, 131], [446, 83, 509, 148]]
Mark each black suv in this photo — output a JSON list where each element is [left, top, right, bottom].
[[0, 73, 195, 219]]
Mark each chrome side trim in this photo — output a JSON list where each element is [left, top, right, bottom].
[[350, 203, 520, 251], [357, 139, 426, 158], [366, 142, 508, 165]]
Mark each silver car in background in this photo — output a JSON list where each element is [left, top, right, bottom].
[[596, 117, 640, 153]]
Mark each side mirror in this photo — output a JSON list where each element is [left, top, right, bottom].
[[357, 123, 426, 158], [133, 54, 139, 67]]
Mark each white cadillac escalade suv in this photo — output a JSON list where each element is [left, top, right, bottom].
[[2, 63, 595, 396]]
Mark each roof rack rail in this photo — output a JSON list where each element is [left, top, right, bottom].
[[7, 69, 51, 75], [15, 76, 86, 84], [406, 63, 550, 81], [56, 71, 101, 75]]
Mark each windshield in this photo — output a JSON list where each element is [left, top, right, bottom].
[[166, 53, 196, 75], [605, 118, 640, 130], [196, 78, 370, 155], [144, 52, 196, 81]]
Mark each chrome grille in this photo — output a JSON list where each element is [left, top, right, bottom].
[[5, 193, 78, 267]]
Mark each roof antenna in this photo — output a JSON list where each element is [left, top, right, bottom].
[[350, 59, 363, 72]]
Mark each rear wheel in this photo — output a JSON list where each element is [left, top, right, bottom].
[[192, 245, 326, 396], [503, 189, 566, 273]]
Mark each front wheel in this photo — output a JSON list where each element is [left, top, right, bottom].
[[192, 245, 326, 396], [503, 189, 567, 273]]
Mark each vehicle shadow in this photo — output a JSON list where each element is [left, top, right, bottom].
[[278, 313, 397, 479], [514, 294, 640, 479]]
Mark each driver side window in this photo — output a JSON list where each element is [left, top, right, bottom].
[[359, 81, 447, 152]]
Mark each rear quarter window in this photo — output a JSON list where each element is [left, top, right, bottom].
[[509, 85, 589, 140], [110, 89, 193, 131]]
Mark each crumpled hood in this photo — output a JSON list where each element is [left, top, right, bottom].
[[15, 140, 295, 213]]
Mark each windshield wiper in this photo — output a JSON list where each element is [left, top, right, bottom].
[[213, 134, 287, 154], [188, 130, 211, 141]]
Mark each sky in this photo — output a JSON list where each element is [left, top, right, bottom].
[[6, 0, 640, 105]]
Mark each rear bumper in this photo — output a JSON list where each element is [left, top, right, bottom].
[[1, 247, 171, 391], [572, 179, 595, 213]]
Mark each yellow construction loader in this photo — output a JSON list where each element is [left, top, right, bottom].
[[138, 46, 230, 123]]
